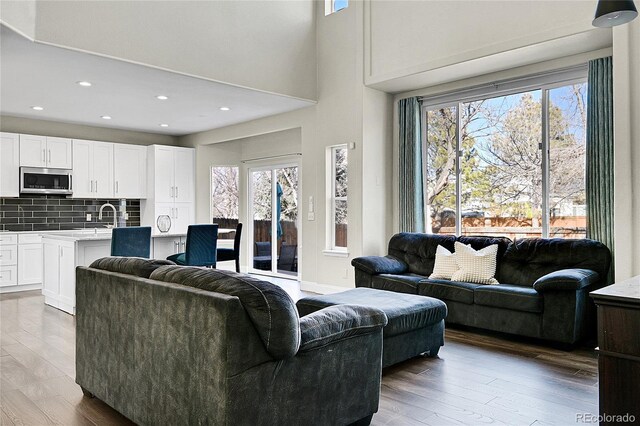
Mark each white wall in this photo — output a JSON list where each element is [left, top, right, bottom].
[[0, 115, 178, 146], [30, 1, 316, 101], [364, 0, 611, 92], [0, 0, 36, 40], [180, 1, 388, 292], [613, 19, 640, 280]]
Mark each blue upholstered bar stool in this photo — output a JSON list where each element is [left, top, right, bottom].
[[167, 224, 218, 267], [110, 226, 152, 258], [216, 223, 242, 272]]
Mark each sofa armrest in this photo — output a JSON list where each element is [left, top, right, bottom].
[[533, 269, 600, 292], [299, 305, 388, 352], [351, 256, 408, 275]]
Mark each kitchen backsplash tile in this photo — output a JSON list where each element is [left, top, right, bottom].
[[0, 195, 140, 232]]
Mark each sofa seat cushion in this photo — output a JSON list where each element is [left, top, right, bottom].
[[418, 279, 482, 304], [474, 284, 543, 313], [297, 288, 447, 338], [371, 273, 423, 294]]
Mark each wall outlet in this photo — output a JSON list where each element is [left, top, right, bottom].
[[86, 213, 91, 221]]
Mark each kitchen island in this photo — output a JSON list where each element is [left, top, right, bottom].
[[42, 228, 232, 314]]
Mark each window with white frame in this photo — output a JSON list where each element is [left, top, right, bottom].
[[211, 166, 239, 225], [423, 68, 588, 240], [328, 145, 348, 250], [325, 0, 348, 15]]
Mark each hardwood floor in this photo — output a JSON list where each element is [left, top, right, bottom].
[[0, 290, 598, 425]]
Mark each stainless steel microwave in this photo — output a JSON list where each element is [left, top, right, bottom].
[[20, 167, 73, 195]]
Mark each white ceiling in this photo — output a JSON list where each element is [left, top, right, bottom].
[[0, 26, 315, 136]]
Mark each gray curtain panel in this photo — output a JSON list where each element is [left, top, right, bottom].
[[398, 97, 425, 233], [586, 56, 614, 283]]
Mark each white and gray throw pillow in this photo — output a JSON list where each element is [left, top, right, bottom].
[[429, 245, 460, 280], [451, 241, 499, 285]]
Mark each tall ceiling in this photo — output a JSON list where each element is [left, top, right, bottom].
[[0, 25, 315, 136]]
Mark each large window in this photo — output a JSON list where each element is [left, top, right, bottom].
[[211, 166, 239, 228], [325, 0, 348, 15], [424, 75, 587, 240], [328, 145, 348, 250]]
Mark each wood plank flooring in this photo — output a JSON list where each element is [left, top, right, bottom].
[[0, 290, 599, 425]]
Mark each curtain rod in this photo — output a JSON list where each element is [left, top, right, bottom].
[[241, 153, 302, 163]]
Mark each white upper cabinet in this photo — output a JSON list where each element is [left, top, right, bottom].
[[154, 146, 175, 203], [46, 137, 73, 169], [0, 132, 20, 197], [19, 135, 72, 169], [72, 140, 113, 198], [143, 145, 195, 235], [113, 143, 147, 199], [174, 148, 194, 202]]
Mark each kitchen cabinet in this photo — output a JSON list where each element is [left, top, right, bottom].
[[20, 135, 72, 169], [152, 145, 194, 203], [113, 143, 147, 199], [0, 233, 18, 288], [72, 140, 114, 198], [142, 145, 195, 235], [1, 132, 20, 197], [1, 233, 42, 293], [18, 234, 43, 285], [152, 234, 187, 260]]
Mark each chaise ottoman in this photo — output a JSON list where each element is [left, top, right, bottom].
[[297, 287, 447, 368]]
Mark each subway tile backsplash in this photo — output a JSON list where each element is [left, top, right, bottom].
[[0, 195, 140, 232]]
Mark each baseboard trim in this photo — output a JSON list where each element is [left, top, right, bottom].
[[0, 283, 42, 294], [300, 281, 349, 295]]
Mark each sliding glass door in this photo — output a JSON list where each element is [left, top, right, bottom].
[[248, 163, 299, 278]]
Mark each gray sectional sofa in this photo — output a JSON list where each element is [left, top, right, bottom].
[[352, 233, 611, 345], [76, 257, 387, 426]]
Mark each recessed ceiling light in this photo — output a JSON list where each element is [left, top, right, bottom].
[[31, 106, 44, 111], [160, 123, 169, 128], [77, 81, 92, 87], [220, 107, 230, 111], [156, 95, 169, 100], [101, 115, 112, 120]]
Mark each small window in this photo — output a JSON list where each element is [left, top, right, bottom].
[[325, 0, 348, 15], [327, 145, 348, 250], [211, 166, 239, 229]]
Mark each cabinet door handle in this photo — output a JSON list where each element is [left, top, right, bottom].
[[116, 181, 119, 194], [42, 149, 46, 163], [175, 186, 179, 199], [95, 181, 98, 193], [90, 180, 94, 193], [175, 208, 179, 219], [48, 150, 51, 164]]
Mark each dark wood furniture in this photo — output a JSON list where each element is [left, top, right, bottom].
[[590, 276, 640, 425]]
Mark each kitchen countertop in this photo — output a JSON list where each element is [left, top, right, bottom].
[[37, 228, 233, 242]]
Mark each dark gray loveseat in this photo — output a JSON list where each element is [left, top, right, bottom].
[[352, 233, 611, 344], [76, 257, 387, 425]]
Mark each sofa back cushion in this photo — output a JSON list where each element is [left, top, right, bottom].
[[388, 233, 456, 276], [89, 257, 175, 279], [149, 266, 301, 359], [497, 238, 611, 287]]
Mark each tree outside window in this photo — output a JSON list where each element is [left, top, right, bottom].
[[424, 81, 587, 240]]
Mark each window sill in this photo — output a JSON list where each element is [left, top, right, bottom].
[[323, 249, 349, 258]]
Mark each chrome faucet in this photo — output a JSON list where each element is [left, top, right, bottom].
[[98, 203, 118, 228]]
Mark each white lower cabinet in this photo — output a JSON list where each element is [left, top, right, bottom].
[[18, 234, 43, 285], [1, 233, 43, 292], [43, 239, 76, 314], [43, 237, 111, 315], [153, 235, 186, 260]]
